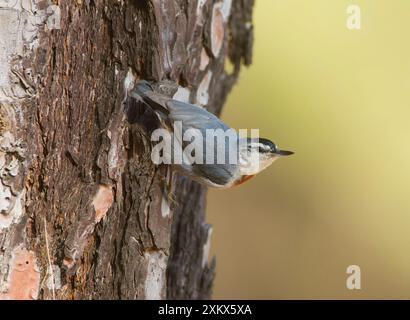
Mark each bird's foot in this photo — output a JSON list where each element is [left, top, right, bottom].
[[167, 191, 178, 209]]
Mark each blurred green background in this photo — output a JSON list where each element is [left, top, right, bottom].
[[207, 0, 410, 299]]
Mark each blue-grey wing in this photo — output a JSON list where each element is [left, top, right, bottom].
[[165, 100, 230, 133], [165, 100, 241, 186], [167, 99, 238, 160], [193, 162, 238, 187]]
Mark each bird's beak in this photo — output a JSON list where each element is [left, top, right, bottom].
[[275, 149, 294, 157]]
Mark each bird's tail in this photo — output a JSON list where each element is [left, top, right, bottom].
[[130, 80, 170, 115]]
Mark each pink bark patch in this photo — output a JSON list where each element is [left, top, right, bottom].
[[200, 47, 210, 71], [1, 247, 40, 300], [211, 4, 224, 57], [92, 185, 114, 223]]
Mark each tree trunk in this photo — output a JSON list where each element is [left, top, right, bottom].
[[0, 0, 254, 300]]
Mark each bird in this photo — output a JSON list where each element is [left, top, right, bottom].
[[129, 80, 293, 189]]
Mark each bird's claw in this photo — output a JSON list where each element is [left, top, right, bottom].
[[167, 191, 178, 209]]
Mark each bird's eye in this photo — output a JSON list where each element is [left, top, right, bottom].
[[258, 146, 270, 154]]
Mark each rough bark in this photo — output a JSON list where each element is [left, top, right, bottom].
[[0, 0, 254, 300]]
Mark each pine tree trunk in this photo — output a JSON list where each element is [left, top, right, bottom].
[[0, 0, 254, 300]]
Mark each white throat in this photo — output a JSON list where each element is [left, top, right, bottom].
[[239, 150, 277, 176]]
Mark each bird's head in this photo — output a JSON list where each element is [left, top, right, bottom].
[[239, 138, 294, 176]]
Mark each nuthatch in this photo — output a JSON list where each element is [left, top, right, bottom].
[[130, 80, 293, 188]]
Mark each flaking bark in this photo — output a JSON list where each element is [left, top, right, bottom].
[[0, 0, 254, 300]]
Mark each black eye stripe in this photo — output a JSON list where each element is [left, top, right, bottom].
[[246, 140, 276, 154], [258, 146, 269, 153]]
